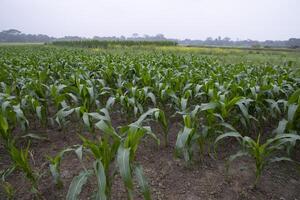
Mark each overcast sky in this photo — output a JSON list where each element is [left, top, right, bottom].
[[1, 0, 299, 40]]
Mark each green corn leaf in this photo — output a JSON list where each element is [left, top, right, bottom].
[[0, 166, 16, 181], [0, 114, 9, 133], [287, 104, 298, 123], [13, 104, 26, 119], [137, 103, 144, 114], [36, 106, 43, 121], [135, 165, 152, 200], [75, 145, 83, 161], [262, 134, 290, 148], [117, 146, 133, 192], [190, 105, 201, 118], [66, 170, 91, 200], [219, 122, 237, 132], [226, 96, 243, 109], [13, 104, 29, 130], [236, 102, 249, 119], [21, 133, 48, 141], [175, 126, 194, 162], [288, 88, 300, 104], [228, 150, 249, 163], [67, 93, 79, 103], [95, 120, 120, 139], [93, 159, 107, 200], [147, 92, 156, 105], [269, 157, 294, 163], [88, 113, 108, 121], [63, 108, 75, 118], [180, 98, 188, 111], [176, 127, 193, 150], [1, 101, 10, 114], [134, 108, 159, 125], [273, 119, 288, 135], [49, 163, 61, 187], [141, 125, 160, 145], [99, 108, 111, 122], [106, 97, 115, 109], [82, 113, 90, 129], [87, 87, 95, 101], [154, 110, 167, 130], [215, 131, 242, 144], [183, 115, 192, 128], [200, 102, 217, 111]]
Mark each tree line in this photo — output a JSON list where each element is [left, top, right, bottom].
[[1, 29, 299, 48]]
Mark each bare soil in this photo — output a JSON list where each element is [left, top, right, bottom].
[[1, 113, 300, 200]]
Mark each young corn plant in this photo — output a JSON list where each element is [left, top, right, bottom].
[[73, 106, 98, 134], [7, 141, 41, 195], [22, 96, 47, 127], [17, 105, 29, 132], [48, 135, 118, 200], [116, 92, 142, 119], [49, 84, 68, 110], [0, 113, 11, 145], [265, 99, 287, 119], [0, 115, 15, 199], [128, 86, 156, 108], [215, 131, 300, 186], [76, 82, 97, 112], [0, 167, 16, 200], [132, 108, 168, 146], [175, 103, 219, 163], [96, 109, 160, 199], [54, 105, 74, 133], [272, 89, 300, 154], [175, 114, 196, 163], [1, 181, 15, 200], [49, 108, 156, 200], [0, 113, 39, 195], [273, 102, 299, 135], [285, 88, 300, 131], [213, 94, 244, 120], [48, 148, 75, 189]]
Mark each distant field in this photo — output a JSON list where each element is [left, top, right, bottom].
[[1, 42, 300, 66], [154, 45, 300, 65], [87, 43, 300, 66], [183, 44, 300, 52], [0, 42, 43, 46]]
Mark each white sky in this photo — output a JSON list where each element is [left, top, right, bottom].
[[1, 0, 299, 40]]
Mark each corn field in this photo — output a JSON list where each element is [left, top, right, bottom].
[[0, 45, 299, 200]]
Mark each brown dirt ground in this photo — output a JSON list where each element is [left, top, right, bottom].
[[0, 113, 300, 200]]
